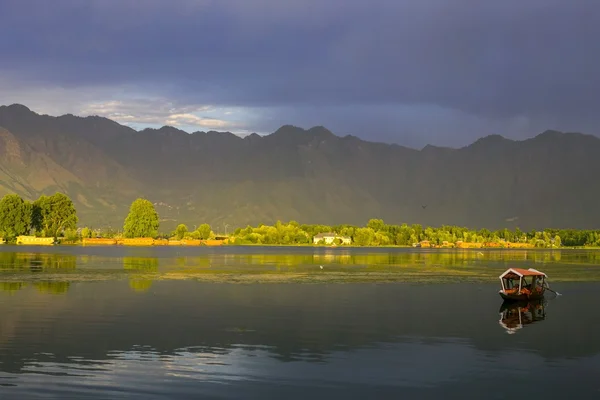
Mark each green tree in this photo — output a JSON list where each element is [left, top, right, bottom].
[[354, 227, 376, 246], [32, 193, 77, 239], [554, 235, 562, 247], [48, 193, 78, 239], [123, 198, 159, 238], [0, 194, 33, 240], [374, 231, 391, 246], [367, 219, 385, 232], [32, 195, 50, 234], [186, 230, 200, 239], [81, 227, 92, 238], [175, 224, 188, 240], [197, 223, 212, 240], [63, 228, 79, 242]]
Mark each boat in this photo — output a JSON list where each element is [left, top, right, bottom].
[[498, 268, 549, 301]]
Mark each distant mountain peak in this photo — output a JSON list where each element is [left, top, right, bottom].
[[528, 130, 599, 145], [244, 132, 261, 140], [466, 134, 511, 148], [206, 130, 236, 136], [141, 126, 188, 136], [271, 125, 305, 136], [479, 133, 508, 142], [537, 129, 563, 137], [2, 103, 33, 113], [307, 126, 335, 136], [269, 125, 338, 142]]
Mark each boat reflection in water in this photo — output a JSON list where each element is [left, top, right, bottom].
[[498, 299, 547, 334]]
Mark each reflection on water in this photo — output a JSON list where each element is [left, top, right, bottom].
[[0, 282, 26, 293], [124, 257, 158, 292], [123, 257, 159, 272], [1, 247, 600, 268], [129, 279, 153, 293], [33, 281, 70, 295], [0, 282, 599, 399], [0, 281, 71, 295], [0, 247, 598, 286], [498, 300, 547, 334], [1, 247, 600, 300], [1, 247, 596, 274], [0, 252, 76, 271]]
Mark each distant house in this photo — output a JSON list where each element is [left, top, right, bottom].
[[313, 232, 352, 245]]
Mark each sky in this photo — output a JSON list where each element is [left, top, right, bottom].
[[1, 0, 599, 148]]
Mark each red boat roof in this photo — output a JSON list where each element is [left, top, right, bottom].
[[500, 268, 547, 279]]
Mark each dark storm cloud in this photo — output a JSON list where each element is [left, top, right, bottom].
[[1, 0, 599, 146]]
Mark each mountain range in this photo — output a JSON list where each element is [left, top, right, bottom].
[[0, 103, 599, 231]]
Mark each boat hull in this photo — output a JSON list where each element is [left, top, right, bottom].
[[499, 291, 545, 302]]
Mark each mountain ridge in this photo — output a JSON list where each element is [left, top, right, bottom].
[[5, 103, 595, 150], [0, 103, 599, 231]]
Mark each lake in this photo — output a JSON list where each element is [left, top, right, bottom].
[[1, 247, 600, 399]]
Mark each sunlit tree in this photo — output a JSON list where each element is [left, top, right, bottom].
[[123, 198, 159, 238], [0, 194, 33, 240], [175, 224, 188, 240], [196, 223, 212, 240], [32, 193, 77, 239]]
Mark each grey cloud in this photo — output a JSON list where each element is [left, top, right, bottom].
[[0, 0, 599, 145]]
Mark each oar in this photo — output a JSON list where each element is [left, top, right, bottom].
[[546, 287, 562, 296]]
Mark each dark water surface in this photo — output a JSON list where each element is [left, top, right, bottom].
[[1, 247, 600, 398]]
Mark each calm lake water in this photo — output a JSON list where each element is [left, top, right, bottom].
[[1, 247, 600, 398]]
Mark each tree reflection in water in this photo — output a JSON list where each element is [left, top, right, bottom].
[[129, 279, 153, 293], [0, 252, 76, 271], [0, 282, 27, 293], [123, 257, 158, 293], [34, 281, 70, 295], [0, 281, 71, 295]]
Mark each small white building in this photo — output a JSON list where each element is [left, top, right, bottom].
[[313, 232, 352, 245]]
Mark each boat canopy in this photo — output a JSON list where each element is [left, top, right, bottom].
[[499, 268, 547, 280]]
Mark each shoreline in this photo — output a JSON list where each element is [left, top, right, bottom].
[[2, 242, 600, 250]]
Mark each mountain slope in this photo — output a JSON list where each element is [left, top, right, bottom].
[[1, 104, 599, 231], [0, 127, 82, 197]]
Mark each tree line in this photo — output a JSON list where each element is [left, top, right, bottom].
[[92, 198, 215, 240], [2, 193, 600, 247], [0, 193, 78, 241], [0, 194, 218, 242], [230, 219, 600, 248], [81, 198, 216, 240]]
